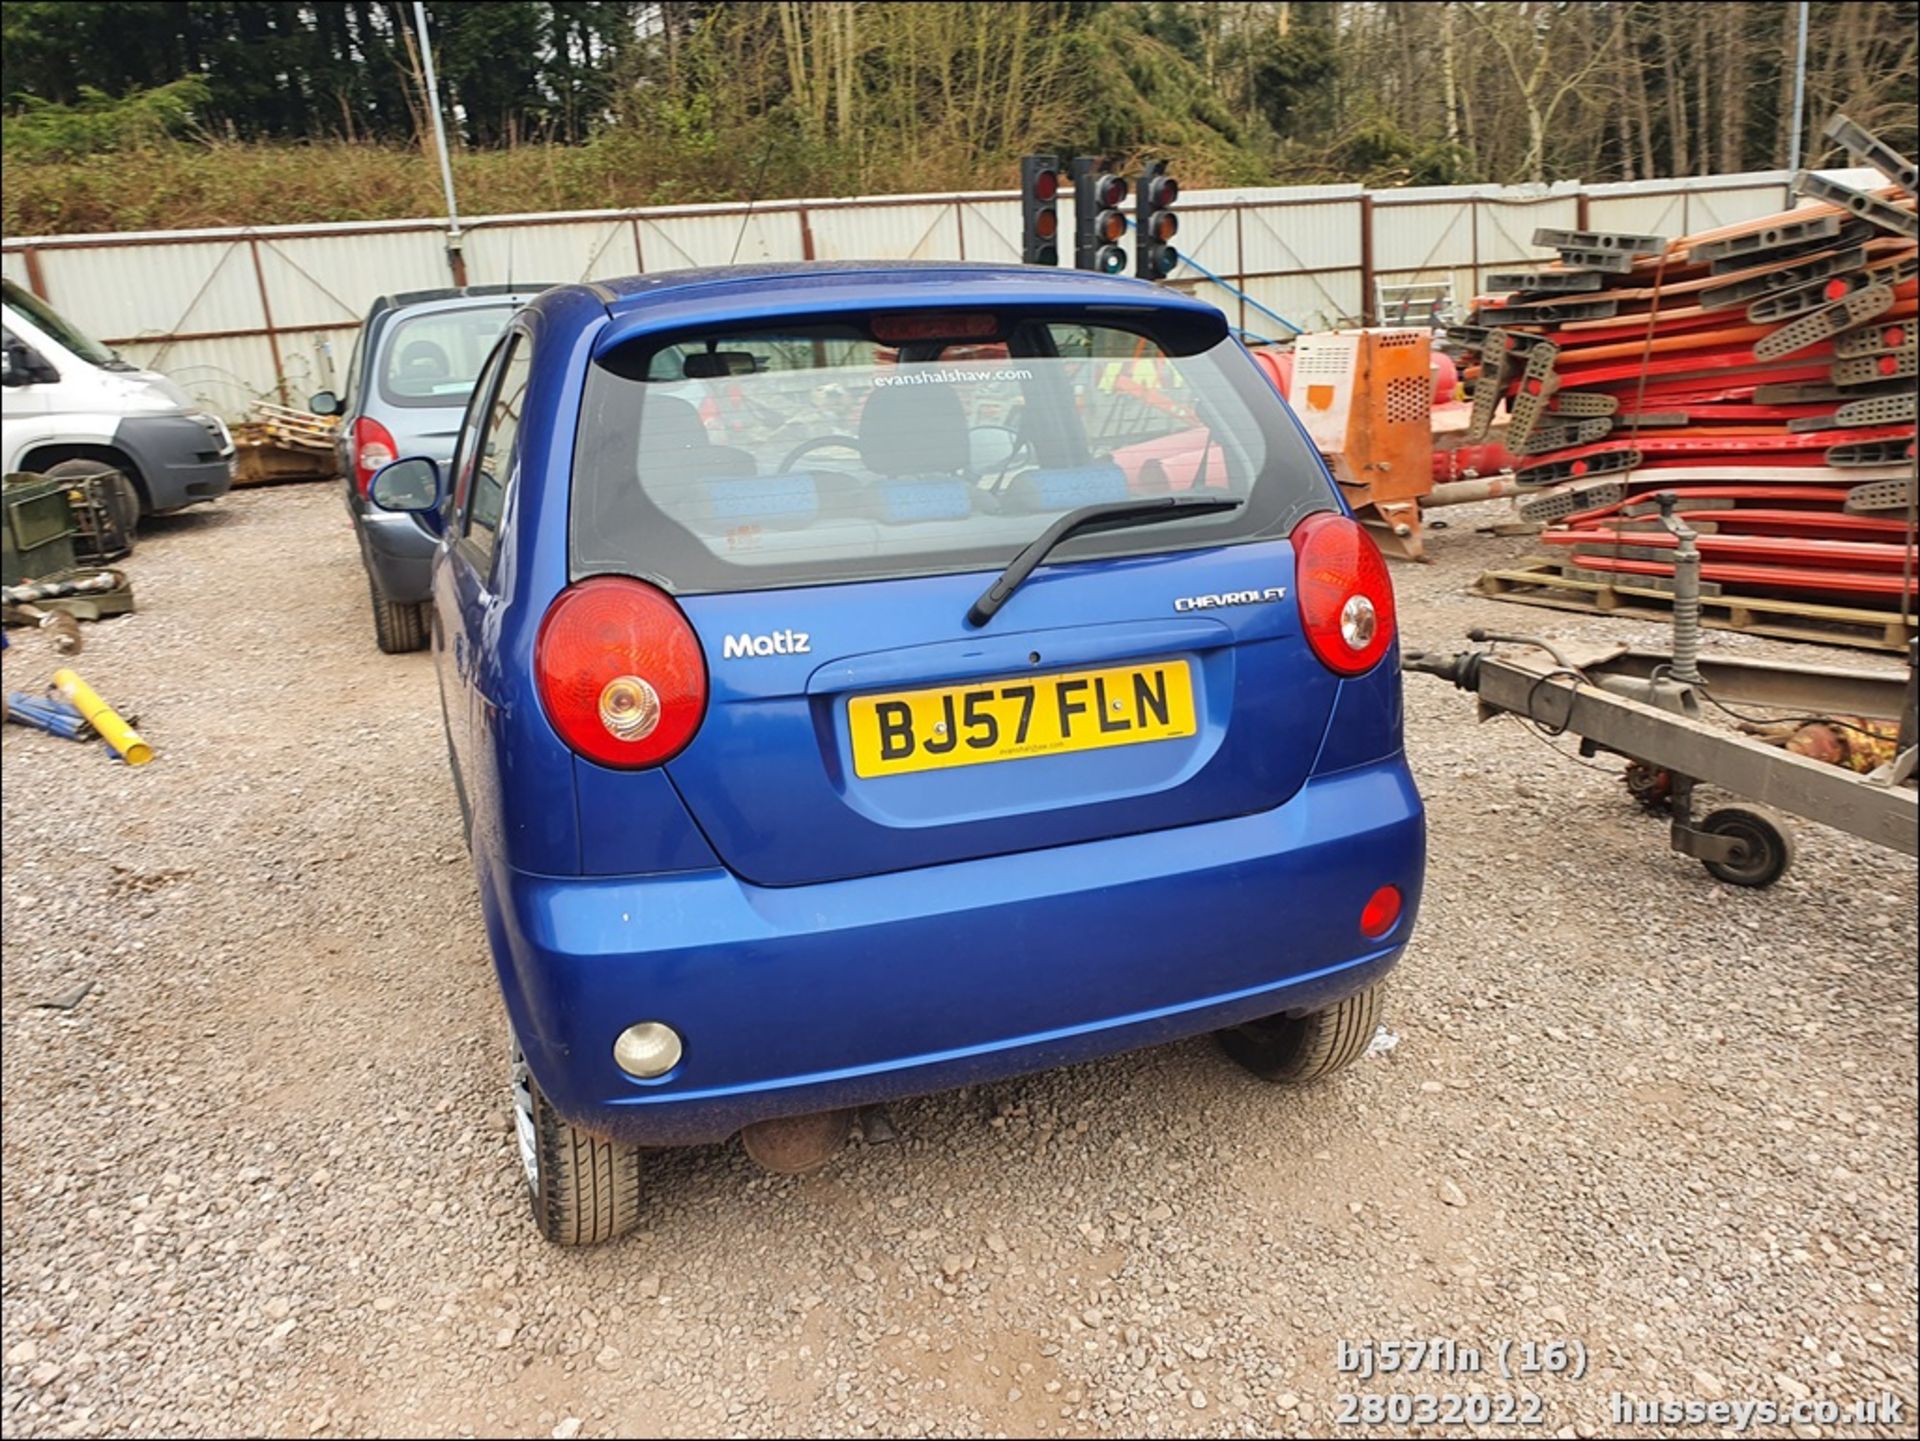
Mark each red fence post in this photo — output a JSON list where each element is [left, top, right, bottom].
[[1359, 193, 1377, 326], [246, 236, 290, 407], [22, 247, 49, 302]]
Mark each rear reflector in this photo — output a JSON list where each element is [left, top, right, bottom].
[[1292, 512, 1398, 675], [535, 577, 707, 769], [1360, 884, 1403, 939]]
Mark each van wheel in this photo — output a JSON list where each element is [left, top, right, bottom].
[[1217, 983, 1384, 1084], [44, 459, 140, 549], [368, 574, 429, 654], [511, 1036, 645, 1246]]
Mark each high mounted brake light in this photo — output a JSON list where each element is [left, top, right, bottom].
[[1291, 512, 1398, 675], [870, 313, 999, 343]]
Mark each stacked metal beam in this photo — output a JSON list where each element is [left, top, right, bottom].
[[1460, 118, 1917, 627]]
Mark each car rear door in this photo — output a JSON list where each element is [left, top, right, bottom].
[[436, 332, 523, 829], [334, 313, 372, 487], [667, 550, 1336, 888]]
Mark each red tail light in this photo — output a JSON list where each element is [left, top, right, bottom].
[[535, 578, 708, 769], [1292, 512, 1397, 675], [351, 416, 399, 496]]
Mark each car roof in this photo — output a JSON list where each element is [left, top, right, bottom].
[[589, 260, 1190, 310], [532, 262, 1228, 356]]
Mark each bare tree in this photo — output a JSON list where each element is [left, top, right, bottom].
[[1463, 2, 1617, 182]]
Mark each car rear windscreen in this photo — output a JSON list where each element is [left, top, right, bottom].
[[570, 313, 1332, 592], [379, 305, 513, 407]]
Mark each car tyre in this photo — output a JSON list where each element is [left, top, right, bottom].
[[512, 1035, 644, 1246], [368, 573, 430, 654], [44, 458, 140, 550], [1698, 805, 1795, 888], [1217, 982, 1384, 1084]]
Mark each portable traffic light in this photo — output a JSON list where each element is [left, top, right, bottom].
[[1135, 160, 1180, 280], [1072, 157, 1130, 274], [1020, 155, 1061, 266]]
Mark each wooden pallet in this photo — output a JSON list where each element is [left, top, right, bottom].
[[248, 401, 338, 452], [231, 402, 339, 486], [1476, 557, 1916, 652]]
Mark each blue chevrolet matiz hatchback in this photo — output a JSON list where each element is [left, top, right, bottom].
[[369, 262, 1424, 1244]]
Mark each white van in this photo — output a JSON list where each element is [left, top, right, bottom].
[[2, 277, 233, 514]]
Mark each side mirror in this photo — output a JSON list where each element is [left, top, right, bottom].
[[2, 341, 56, 387], [308, 390, 342, 416], [369, 456, 445, 533]]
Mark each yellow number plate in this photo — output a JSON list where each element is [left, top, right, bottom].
[[847, 660, 1197, 779]]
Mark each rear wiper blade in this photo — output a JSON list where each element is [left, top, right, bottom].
[[967, 494, 1245, 627]]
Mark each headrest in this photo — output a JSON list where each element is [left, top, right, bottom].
[[398, 340, 449, 380], [640, 394, 714, 450], [858, 380, 969, 478]]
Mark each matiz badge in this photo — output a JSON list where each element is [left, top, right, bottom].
[[722, 630, 811, 659], [1174, 587, 1287, 612]]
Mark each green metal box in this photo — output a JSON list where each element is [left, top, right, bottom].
[[2, 472, 79, 587]]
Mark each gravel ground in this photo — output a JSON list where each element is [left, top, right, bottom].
[[2, 485, 1914, 1440]]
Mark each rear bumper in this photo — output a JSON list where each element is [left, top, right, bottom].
[[493, 757, 1424, 1146], [355, 508, 437, 603]]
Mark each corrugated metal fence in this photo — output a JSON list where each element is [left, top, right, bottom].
[[0, 168, 1858, 421]]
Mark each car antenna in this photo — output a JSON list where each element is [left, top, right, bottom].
[[729, 136, 778, 267]]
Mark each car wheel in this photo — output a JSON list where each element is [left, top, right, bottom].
[[1217, 982, 1384, 1084], [44, 459, 140, 550], [511, 1034, 645, 1246], [368, 573, 430, 654]]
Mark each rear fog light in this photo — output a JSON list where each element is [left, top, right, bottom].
[[1360, 885, 1403, 939]]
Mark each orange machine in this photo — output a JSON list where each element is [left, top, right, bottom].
[[1288, 328, 1436, 560]]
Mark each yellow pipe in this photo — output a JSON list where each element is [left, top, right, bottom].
[[51, 668, 153, 766]]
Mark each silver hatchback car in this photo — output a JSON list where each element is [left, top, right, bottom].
[[311, 285, 551, 651]]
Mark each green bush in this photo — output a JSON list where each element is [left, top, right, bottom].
[[2, 77, 210, 162]]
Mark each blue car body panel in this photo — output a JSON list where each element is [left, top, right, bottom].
[[496, 757, 1422, 1146], [420, 262, 1425, 1146], [658, 542, 1337, 888]]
